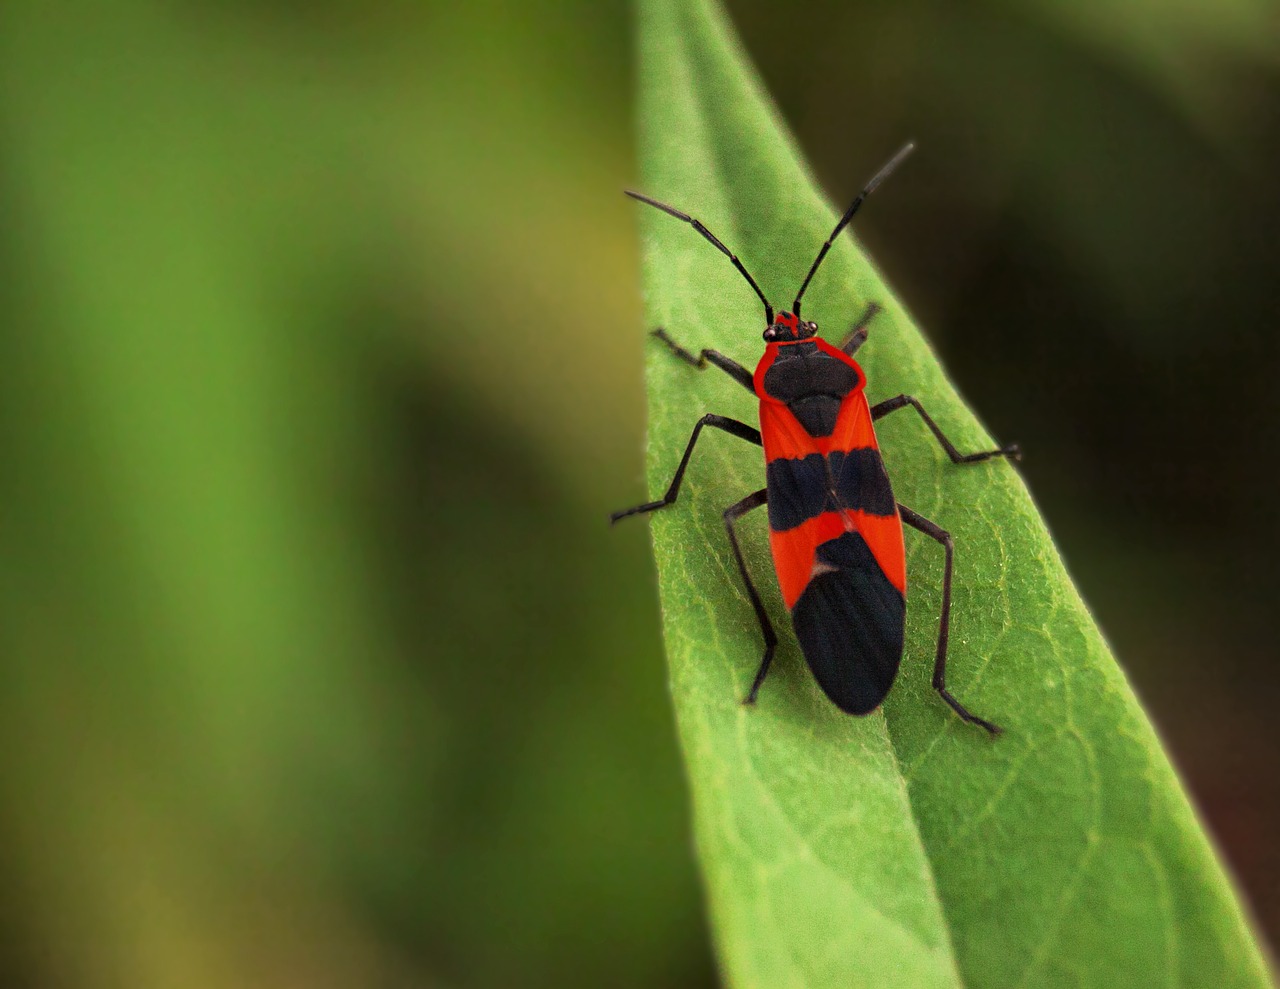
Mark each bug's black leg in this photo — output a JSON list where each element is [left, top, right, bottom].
[[840, 301, 882, 355], [722, 488, 776, 704], [610, 414, 762, 523], [871, 395, 1021, 463], [898, 503, 1002, 736], [652, 328, 755, 393]]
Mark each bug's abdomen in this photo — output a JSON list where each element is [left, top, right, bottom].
[[764, 456, 905, 610], [766, 448, 896, 531], [762, 442, 908, 715], [791, 531, 906, 714]]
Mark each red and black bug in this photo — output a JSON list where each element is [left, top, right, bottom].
[[612, 144, 1020, 734]]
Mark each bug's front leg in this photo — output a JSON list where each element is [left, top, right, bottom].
[[651, 328, 755, 393], [839, 301, 882, 355]]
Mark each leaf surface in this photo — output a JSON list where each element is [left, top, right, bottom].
[[631, 0, 1275, 985]]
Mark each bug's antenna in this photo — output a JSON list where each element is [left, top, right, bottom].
[[625, 190, 775, 326], [792, 142, 915, 316]]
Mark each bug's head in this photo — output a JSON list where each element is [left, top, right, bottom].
[[763, 311, 817, 343]]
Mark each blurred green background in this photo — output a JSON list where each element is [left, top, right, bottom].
[[0, 1, 1275, 986]]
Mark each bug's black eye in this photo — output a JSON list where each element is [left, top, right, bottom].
[[807, 321, 818, 332]]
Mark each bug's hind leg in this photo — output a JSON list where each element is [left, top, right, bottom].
[[898, 503, 1002, 736], [722, 488, 776, 704]]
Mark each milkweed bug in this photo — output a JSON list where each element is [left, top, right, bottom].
[[612, 143, 1020, 735]]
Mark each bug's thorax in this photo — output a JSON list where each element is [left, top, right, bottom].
[[753, 335, 866, 439]]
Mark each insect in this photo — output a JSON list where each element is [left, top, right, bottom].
[[611, 144, 1020, 734]]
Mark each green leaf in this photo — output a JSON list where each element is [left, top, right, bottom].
[[630, 0, 1275, 986]]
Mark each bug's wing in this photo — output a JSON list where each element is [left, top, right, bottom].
[[784, 405, 908, 715], [762, 388, 909, 715], [791, 530, 905, 714]]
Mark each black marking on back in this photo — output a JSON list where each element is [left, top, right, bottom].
[[791, 532, 905, 715], [762, 342, 860, 438], [790, 397, 842, 437], [766, 448, 896, 531]]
